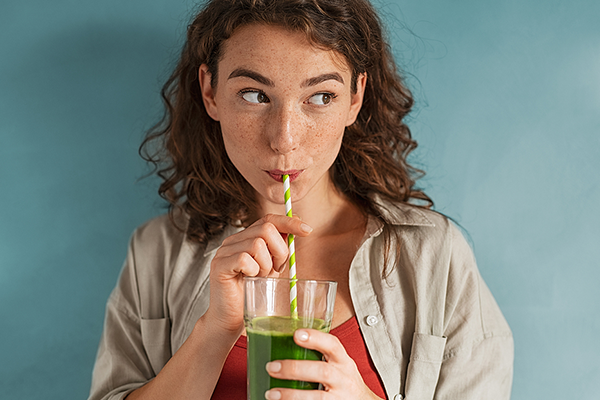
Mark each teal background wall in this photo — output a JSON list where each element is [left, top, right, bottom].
[[1, 0, 598, 398]]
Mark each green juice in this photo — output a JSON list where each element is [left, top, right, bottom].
[[246, 316, 330, 400]]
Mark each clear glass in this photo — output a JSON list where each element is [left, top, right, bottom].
[[244, 277, 337, 400]]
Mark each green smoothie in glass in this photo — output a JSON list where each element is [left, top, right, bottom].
[[246, 316, 330, 400], [243, 277, 337, 400]]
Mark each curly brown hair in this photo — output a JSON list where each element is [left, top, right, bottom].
[[140, 0, 433, 245]]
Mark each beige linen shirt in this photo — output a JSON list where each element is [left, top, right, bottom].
[[89, 200, 513, 400]]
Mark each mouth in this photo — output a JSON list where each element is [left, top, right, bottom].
[[266, 169, 303, 183]]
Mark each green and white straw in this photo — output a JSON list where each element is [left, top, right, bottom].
[[283, 174, 298, 318]]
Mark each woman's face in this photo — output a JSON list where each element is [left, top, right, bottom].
[[200, 23, 366, 212]]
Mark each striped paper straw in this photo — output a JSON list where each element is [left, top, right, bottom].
[[283, 174, 298, 318]]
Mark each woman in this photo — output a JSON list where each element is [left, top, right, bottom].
[[89, 0, 513, 399]]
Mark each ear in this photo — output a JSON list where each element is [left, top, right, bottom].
[[345, 72, 367, 127], [199, 64, 220, 121]]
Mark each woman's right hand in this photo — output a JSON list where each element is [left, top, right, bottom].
[[202, 214, 313, 334]]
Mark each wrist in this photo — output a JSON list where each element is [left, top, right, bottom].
[[194, 310, 244, 344], [199, 305, 245, 335]]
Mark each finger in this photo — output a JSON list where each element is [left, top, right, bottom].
[[258, 215, 312, 271], [218, 223, 287, 271], [219, 214, 312, 272], [215, 252, 260, 278], [260, 213, 313, 237], [265, 387, 327, 400], [294, 330, 348, 364], [252, 221, 291, 271], [243, 218, 308, 271], [267, 268, 284, 278], [266, 359, 336, 388], [237, 237, 273, 277], [222, 214, 302, 271], [225, 214, 311, 248]]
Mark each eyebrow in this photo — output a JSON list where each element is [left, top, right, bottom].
[[228, 68, 274, 86], [302, 73, 344, 87], [227, 68, 344, 87]]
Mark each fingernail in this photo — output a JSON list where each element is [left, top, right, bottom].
[[296, 330, 309, 342], [266, 361, 281, 373], [300, 223, 313, 233], [265, 389, 281, 400]]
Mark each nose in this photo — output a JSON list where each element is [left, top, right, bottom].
[[268, 104, 300, 154]]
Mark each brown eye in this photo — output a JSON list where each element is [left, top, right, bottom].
[[308, 93, 335, 105], [241, 90, 270, 103], [257, 92, 269, 103]]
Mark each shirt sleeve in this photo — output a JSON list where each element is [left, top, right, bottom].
[[434, 225, 514, 399], [87, 234, 155, 400]]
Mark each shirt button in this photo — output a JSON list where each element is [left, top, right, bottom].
[[393, 395, 404, 400], [366, 315, 379, 326]]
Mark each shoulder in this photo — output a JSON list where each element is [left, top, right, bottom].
[[125, 211, 194, 287], [373, 201, 512, 337], [372, 198, 464, 255], [131, 212, 187, 249], [107, 213, 184, 317], [127, 211, 240, 274], [371, 199, 479, 296]]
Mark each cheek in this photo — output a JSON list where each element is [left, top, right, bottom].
[[222, 117, 260, 149], [220, 120, 267, 176], [308, 114, 346, 156], [221, 123, 248, 162]]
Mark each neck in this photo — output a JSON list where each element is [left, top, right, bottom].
[[252, 175, 364, 236]]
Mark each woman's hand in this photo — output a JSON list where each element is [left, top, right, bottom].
[[264, 329, 383, 400], [202, 214, 313, 334]]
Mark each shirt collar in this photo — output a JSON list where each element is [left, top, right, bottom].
[[361, 195, 437, 246], [370, 194, 436, 227]]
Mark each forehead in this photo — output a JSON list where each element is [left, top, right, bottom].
[[217, 23, 351, 83]]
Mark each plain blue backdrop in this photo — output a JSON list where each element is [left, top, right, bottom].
[[1, 0, 598, 398]]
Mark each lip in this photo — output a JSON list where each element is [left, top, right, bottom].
[[266, 169, 303, 183]]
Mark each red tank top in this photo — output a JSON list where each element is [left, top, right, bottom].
[[211, 316, 386, 399]]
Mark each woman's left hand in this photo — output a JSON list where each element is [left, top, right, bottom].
[[264, 329, 383, 400]]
